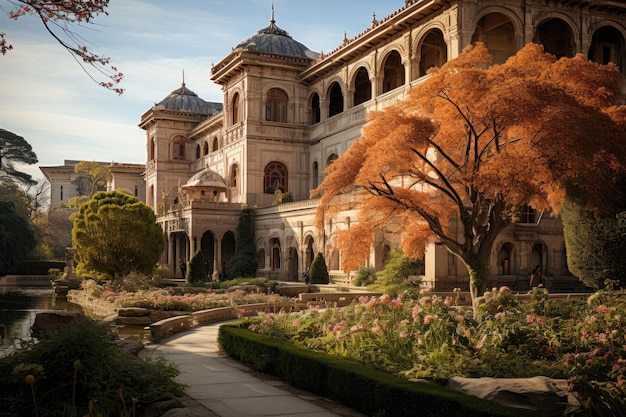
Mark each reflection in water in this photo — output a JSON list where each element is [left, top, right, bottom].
[[0, 287, 85, 358]]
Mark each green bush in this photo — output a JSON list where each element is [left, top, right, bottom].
[[0, 319, 184, 417], [354, 265, 376, 287], [369, 248, 423, 298], [187, 250, 206, 284], [309, 252, 329, 284]]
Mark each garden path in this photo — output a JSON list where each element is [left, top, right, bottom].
[[140, 321, 366, 417]]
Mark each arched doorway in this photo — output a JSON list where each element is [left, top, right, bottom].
[[328, 82, 344, 117], [270, 238, 281, 271], [353, 67, 371, 105], [221, 231, 236, 278], [589, 26, 625, 73], [288, 247, 298, 281]]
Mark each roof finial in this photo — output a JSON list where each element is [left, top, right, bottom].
[[372, 12, 378, 27], [270, 2, 275, 25], [182, 69, 185, 87]]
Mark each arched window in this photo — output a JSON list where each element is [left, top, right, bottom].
[[212, 137, 219, 152], [328, 82, 344, 117], [203, 141, 209, 156], [589, 26, 625, 73], [172, 135, 186, 160], [310, 93, 321, 124], [230, 164, 239, 188], [534, 19, 574, 59], [265, 88, 288, 122], [149, 138, 155, 160], [195, 144, 201, 159], [353, 67, 371, 105], [232, 92, 240, 125], [312, 161, 319, 189], [264, 161, 288, 194], [326, 153, 338, 167]]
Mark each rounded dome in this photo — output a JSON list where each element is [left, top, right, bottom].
[[156, 83, 220, 114], [235, 19, 318, 59], [183, 168, 227, 190]]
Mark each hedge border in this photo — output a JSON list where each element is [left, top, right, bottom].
[[218, 322, 543, 417]]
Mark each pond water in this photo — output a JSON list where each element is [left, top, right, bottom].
[[0, 286, 85, 358]]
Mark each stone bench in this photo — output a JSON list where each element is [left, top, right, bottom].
[[148, 315, 193, 339]]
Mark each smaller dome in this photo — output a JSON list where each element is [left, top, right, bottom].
[[155, 83, 222, 114], [183, 168, 227, 190], [234, 17, 318, 59]]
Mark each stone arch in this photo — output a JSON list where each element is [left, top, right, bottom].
[[533, 16, 576, 58], [416, 27, 447, 78], [530, 241, 548, 276], [471, 10, 521, 64], [202, 141, 209, 156], [351, 66, 372, 106], [288, 245, 299, 281], [588, 24, 626, 74], [328, 81, 344, 117], [212, 137, 219, 152], [264, 161, 288, 194], [380, 50, 405, 93], [195, 144, 201, 159], [309, 91, 321, 124], [256, 237, 267, 270]]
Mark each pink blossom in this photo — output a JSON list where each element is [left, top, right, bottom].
[[399, 332, 409, 338], [424, 315, 433, 325], [333, 323, 345, 334], [536, 316, 544, 324], [419, 297, 431, 306], [292, 319, 301, 327], [379, 294, 391, 305], [596, 305, 615, 314], [371, 325, 381, 334], [391, 298, 403, 310], [412, 306, 422, 321], [499, 286, 511, 293], [367, 298, 378, 307], [419, 288, 431, 295], [444, 296, 453, 306], [526, 315, 534, 323]]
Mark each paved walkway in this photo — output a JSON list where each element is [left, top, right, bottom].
[[140, 322, 366, 417]]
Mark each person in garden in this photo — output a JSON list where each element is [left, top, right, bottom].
[[303, 266, 310, 284], [179, 259, 187, 278], [530, 265, 543, 287]]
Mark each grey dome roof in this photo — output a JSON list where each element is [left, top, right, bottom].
[[156, 83, 222, 114], [235, 18, 319, 59], [183, 168, 227, 190]]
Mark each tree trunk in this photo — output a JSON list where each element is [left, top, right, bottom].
[[464, 255, 489, 319]]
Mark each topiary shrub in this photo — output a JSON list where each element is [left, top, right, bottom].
[[369, 248, 423, 298], [229, 207, 258, 279], [309, 252, 329, 284], [187, 250, 206, 284]]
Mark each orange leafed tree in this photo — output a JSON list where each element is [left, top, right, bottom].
[[313, 43, 626, 302], [1, 0, 123, 94]]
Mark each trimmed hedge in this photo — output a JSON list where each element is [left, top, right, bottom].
[[218, 323, 543, 417]]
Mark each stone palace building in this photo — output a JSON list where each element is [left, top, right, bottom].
[[49, 0, 626, 289]]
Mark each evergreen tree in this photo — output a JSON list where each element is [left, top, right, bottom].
[[229, 206, 257, 278], [0, 200, 35, 275], [309, 252, 329, 284], [561, 195, 626, 289], [0, 129, 38, 185], [187, 250, 206, 284]]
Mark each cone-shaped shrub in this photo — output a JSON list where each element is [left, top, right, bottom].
[[309, 252, 329, 284]]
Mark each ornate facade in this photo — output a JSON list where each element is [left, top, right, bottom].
[[139, 0, 626, 288]]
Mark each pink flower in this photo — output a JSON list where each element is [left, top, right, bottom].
[[499, 286, 511, 293], [379, 294, 391, 305], [333, 323, 345, 334], [371, 325, 381, 334], [536, 316, 544, 324], [526, 315, 534, 323], [412, 306, 422, 321], [391, 298, 403, 310], [424, 315, 432, 325], [444, 296, 453, 306], [292, 319, 301, 327], [419, 297, 431, 306]]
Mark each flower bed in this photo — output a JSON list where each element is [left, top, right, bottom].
[[242, 287, 626, 411]]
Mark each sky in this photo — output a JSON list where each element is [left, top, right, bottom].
[[0, 0, 403, 182]]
